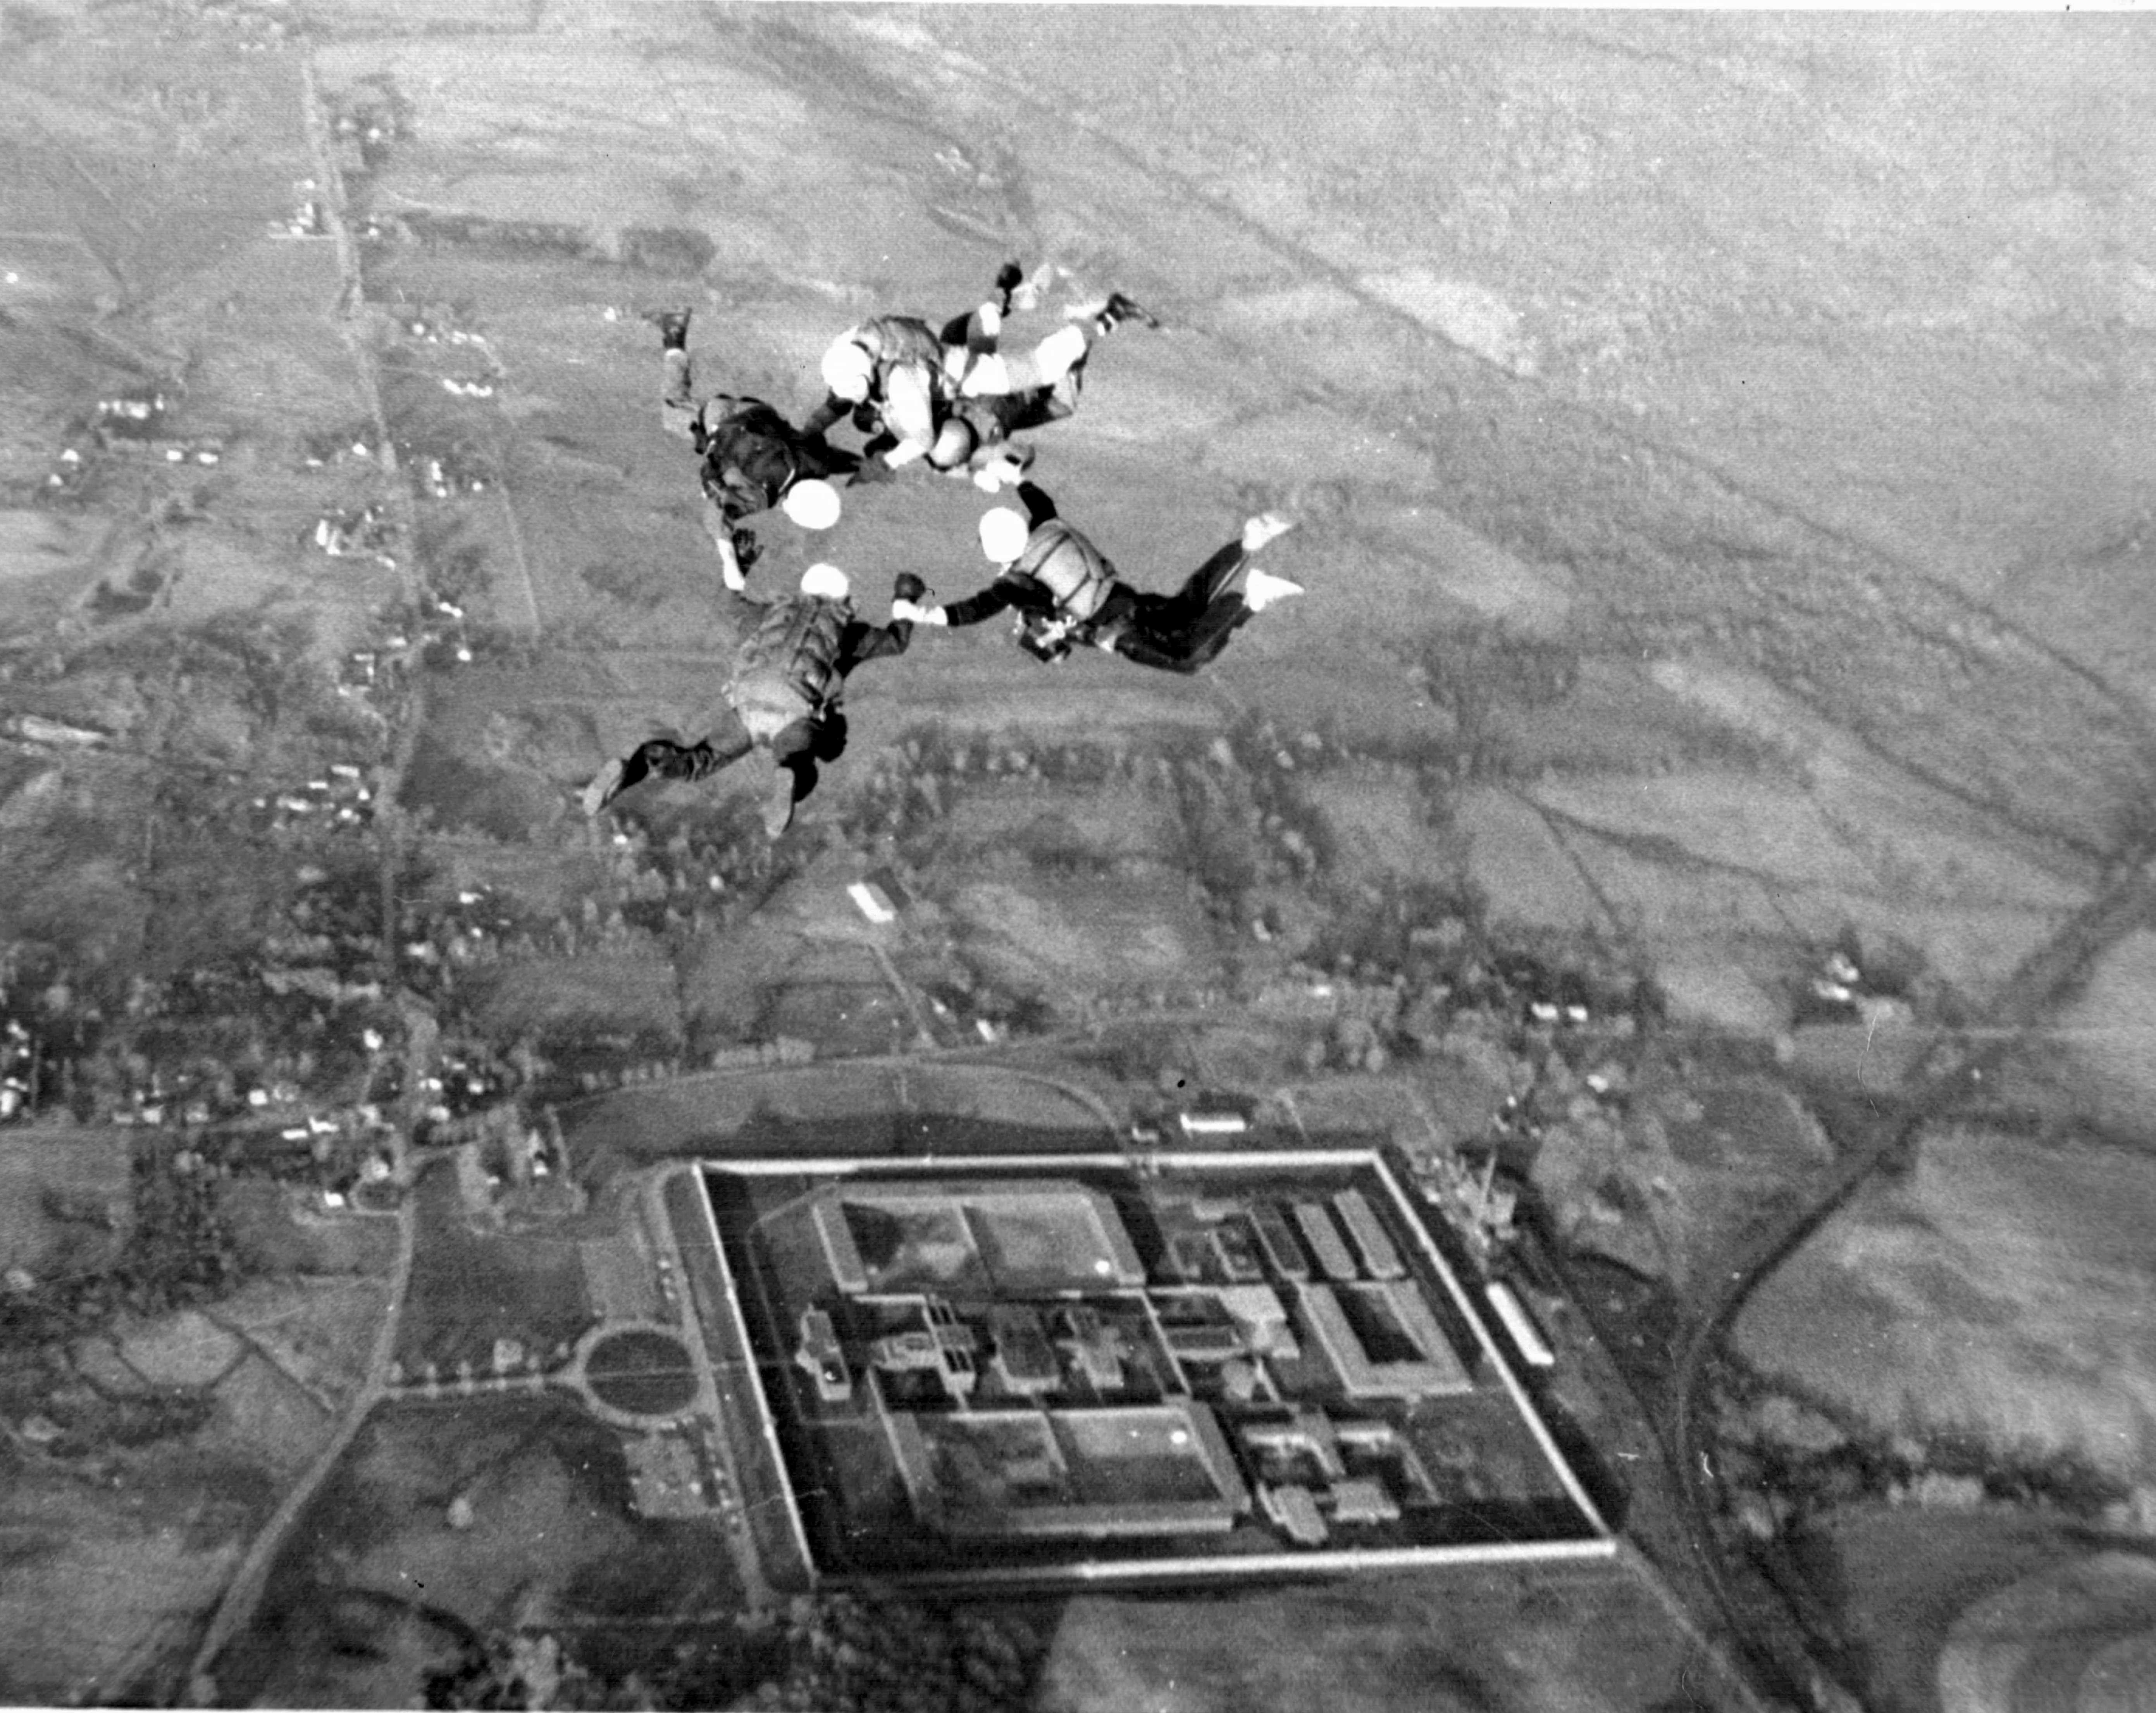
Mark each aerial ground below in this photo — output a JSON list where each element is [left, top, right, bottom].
[[3, 5, 2154, 1711]]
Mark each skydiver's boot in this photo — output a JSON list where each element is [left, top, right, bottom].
[[1093, 291, 1159, 334], [1242, 568, 1305, 614]]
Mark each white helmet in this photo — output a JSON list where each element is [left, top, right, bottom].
[[977, 507, 1030, 564], [780, 478, 840, 531], [819, 334, 874, 404], [929, 416, 977, 471], [799, 562, 851, 602]]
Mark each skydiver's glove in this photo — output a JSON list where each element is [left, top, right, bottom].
[[847, 458, 897, 488], [995, 261, 1025, 298], [1016, 613, 1076, 662], [892, 572, 928, 604], [972, 452, 1028, 494]]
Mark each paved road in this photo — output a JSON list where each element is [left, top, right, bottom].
[[183, 1194, 417, 1705], [1664, 850, 2156, 1709], [183, 67, 442, 1696]]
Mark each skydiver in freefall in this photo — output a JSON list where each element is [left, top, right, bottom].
[[582, 561, 921, 838], [801, 264, 1158, 486], [649, 308, 855, 592], [893, 482, 1301, 673]]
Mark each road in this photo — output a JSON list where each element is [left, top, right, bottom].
[[1662, 848, 2156, 1708], [181, 69, 444, 1695], [181, 1192, 416, 1705]]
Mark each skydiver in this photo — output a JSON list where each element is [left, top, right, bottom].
[[801, 269, 1157, 482], [890, 267, 1082, 490], [651, 308, 854, 592], [582, 562, 919, 837], [892, 483, 1301, 674]]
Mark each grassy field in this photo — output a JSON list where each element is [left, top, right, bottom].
[[1038, 1560, 1746, 1712], [222, 1393, 746, 1706], [393, 1156, 592, 1372], [1734, 1124, 2156, 1483], [1791, 1506, 2140, 1713]]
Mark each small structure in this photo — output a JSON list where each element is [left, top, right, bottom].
[[1214, 1285, 1297, 1359], [867, 1299, 978, 1402], [1259, 1481, 1328, 1546], [1484, 1280, 1555, 1369], [1327, 1476, 1401, 1527], [794, 1307, 852, 1403], [987, 1305, 1059, 1397], [1053, 1305, 1126, 1393], [847, 880, 898, 925]]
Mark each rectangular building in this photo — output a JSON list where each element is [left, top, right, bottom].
[[1296, 1281, 1474, 1400], [1331, 1188, 1407, 1280], [1293, 1200, 1359, 1281], [885, 1400, 1249, 1539], [1250, 1203, 1311, 1280]]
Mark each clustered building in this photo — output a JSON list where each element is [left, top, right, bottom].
[[702, 1151, 1609, 1583]]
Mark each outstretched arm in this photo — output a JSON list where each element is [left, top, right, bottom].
[[837, 613, 913, 672], [1013, 480, 1058, 530], [921, 574, 1059, 629]]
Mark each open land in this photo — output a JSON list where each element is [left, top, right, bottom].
[[3, 4, 2154, 1710]]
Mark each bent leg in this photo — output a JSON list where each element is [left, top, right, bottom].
[[1174, 594, 1255, 671], [1154, 538, 1249, 629], [762, 715, 839, 835], [1108, 584, 1252, 676], [959, 324, 1089, 397], [584, 726, 750, 815]]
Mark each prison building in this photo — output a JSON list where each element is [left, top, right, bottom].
[[1293, 1200, 1359, 1281], [1330, 1189, 1406, 1281], [987, 1305, 1062, 1397], [1484, 1280, 1555, 1369], [794, 1307, 853, 1404], [1250, 1203, 1310, 1281], [884, 1401, 1250, 1541], [1296, 1282, 1474, 1401]]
